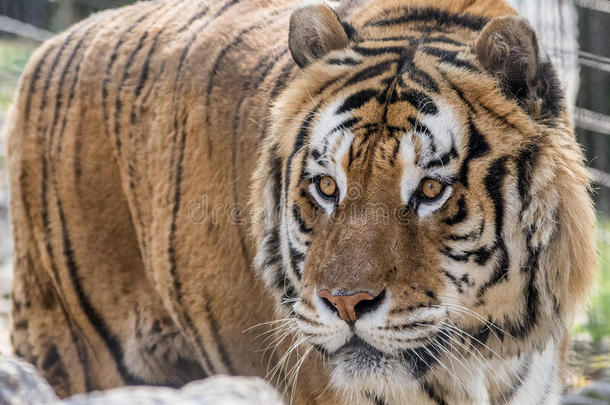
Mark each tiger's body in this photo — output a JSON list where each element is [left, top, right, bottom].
[[7, 0, 595, 404]]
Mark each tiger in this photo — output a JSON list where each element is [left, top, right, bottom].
[[5, 0, 596, 403]]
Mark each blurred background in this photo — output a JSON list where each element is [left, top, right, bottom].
[[0, 0, 610, 402]]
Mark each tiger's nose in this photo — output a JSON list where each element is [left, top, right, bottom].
[[318, 289, 384, 322]]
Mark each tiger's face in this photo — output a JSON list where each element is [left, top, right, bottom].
[[254, 1, 594, 397]]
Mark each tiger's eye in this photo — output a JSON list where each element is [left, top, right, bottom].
[[318, 176, 337, 199], [420, 178, 444, 200]]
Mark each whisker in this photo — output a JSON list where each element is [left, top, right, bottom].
[[442, 320, 523, 384], [434, 297, 516, 341], [437, 325, 512, 403]]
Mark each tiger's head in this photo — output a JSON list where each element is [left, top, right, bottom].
[[252, 0, 595, 398]]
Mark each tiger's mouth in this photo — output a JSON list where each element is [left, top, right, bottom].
[[321, 333, 447, 379]]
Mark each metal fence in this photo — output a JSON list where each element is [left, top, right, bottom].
[[575, 0, 610, 214]]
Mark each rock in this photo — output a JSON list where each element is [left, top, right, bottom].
[[0, 355, 285, 405], [64, 376, 285, 405], [0, 355, 59, 405]]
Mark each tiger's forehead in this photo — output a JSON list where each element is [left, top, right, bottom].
[[308, 86, 464, 197], [307, 45, 468, 178]]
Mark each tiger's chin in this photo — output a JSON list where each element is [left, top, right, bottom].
[[326, 337, 429, 401]]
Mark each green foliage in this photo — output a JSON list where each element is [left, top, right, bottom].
[[577, 218, 610, 344], [0, 39, 36, 111]]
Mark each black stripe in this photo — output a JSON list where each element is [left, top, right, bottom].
[[423, 382, 449, 405], [41, 344, 62, 370], [443, 269, 464, 293], [132, 0, 200, 116], [424, 145, 458, 168], [59, 46, 92, 181], [421, 46, 478, 72], [442, 195, 467, 225], [52, 20, 101, 168], [473, 246, 493, 265], [353, 45, 407, 56], [365, 7, 488, 31], [284, 110, 317, 199], [102, 7, 156, 144], [471, 321, 492, 347], [263, 228, 282, 269], [167, 117, 215, 374], [212, 0, 240, 18], [498, 357, 531, 402], [40, 344, 71, 390], [284, 110, 316, 280], [165, 0, 238, 373], [25, 46, 54, 119], [440, 246, 471, 262], [269, 144, 283, 212], [167, 0, 239, 192], [327, 56, 361, 66], [516, 144, 540, 212], [176, 3, 211, 34], [288, 242, 306, 278], [204, 301, 235, 375], [442, 71, 474, 110], [364, 391, 388, 405], [400, 332, 448, 378], [56, 193, 146, 384], [421, 35, 466, 47], [269, 57, 296, 101], [116, 1, 193, 270], [266, 229, 297, 302], [458, 118, 490, 188], [388, 138, 401, 165], [338, 89, 379, 114], [47, 24, 106, 388], [443, 72, 522, 131], [113, 27, 151, 154], [205, 7, 291, 155], [475, 158, 510, 300], [165, 1, 243, 373], [447, 230, 478, 241], [293, 205, 313, 233], [392, 89, 439, 115], [40, 32, 76, 116], [226, 22, 292, 299], [407, 117, 433, 138], [39, 30, 79, 294], [363, 35, 414, 42], [505, 233, 541, 339], [230, 50, 290, 275], [344, 60, 395, 86], [133, 32, 160, 103], [401, 64, 440, 93], [23, 173, 93, 391], [336, 120, 362, 141]]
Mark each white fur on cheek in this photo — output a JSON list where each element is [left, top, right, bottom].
[[309, 99, 351, 149], [306, 100, 355, 214], [399, 102, 462, 218]]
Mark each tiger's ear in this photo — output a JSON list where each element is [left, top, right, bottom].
[[475, 16, 564, 120], [289, 3, 351, 68]]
